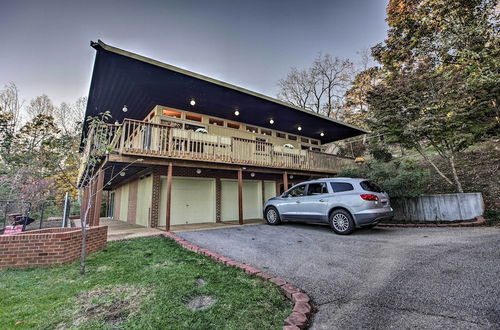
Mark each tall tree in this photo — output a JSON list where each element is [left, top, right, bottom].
[[0, 82, 23, 155], [277, 54, 354, 118], [26, 94, 55, 119], [368, 0, 499, 192]]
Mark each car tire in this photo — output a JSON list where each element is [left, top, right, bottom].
[[329, 209, 355, 235], [265, 206, 282, 225]]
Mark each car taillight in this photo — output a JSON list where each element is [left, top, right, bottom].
[[360, 194, 379, 201]]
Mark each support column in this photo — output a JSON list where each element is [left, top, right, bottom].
[[92, 169, 104, 226], [283, 171, 289, 192], [238, 168, 243, 225], [165, 163, 173, 231], [215, 178, 222, 223], [150, 167, 161, 227]]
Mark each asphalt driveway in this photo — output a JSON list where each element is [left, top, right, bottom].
[[178, 223, 500, 329]]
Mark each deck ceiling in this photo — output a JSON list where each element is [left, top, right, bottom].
[[83, 40, 366, 144]]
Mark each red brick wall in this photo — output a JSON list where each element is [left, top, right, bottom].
[[127, 180, 138, 224], [0, 226, 107, 270]]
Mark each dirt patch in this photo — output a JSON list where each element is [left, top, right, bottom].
[[186, 295, 216, 311], [60, 285, 150, 328], [196, 278, 207, 287]]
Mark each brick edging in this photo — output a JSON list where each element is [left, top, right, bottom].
[[162, 232, 312, 330], [377, 216, 485, 228]]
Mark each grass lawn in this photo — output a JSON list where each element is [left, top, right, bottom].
[[0, 236, 291, 329]]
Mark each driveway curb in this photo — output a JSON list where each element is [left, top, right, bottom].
[[162, 231, 312, 330], [377, 216, 485, 228]]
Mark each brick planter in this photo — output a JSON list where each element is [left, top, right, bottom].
[[163, 232, 313, 329], [0, 226, 108, 269]]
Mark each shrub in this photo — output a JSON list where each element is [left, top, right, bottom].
[[338, 160, 429, 199]]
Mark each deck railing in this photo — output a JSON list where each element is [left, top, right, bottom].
[[81, 119, 353, 176]]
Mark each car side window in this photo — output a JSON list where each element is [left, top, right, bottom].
[[287, 184, 307, 197], [330, 182, 354, 193], [307, 182, 328, 195]]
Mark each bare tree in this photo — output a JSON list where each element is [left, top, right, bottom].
[[26, 94, 55, 119], [0, 82, 23, 128], [56, 96, 87, 133], [277, 54, 354, 118]]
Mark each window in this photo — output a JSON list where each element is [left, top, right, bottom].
[[209, 118, 224, 126], [186, 113, 202, 122], [360, 180, 384, 193], [163, 109, 182, 118], [288, 135, 297, 141], [256, 137, 267, 142], [261, 128, 272, 136], [160, 119, 182, 128], [246, 125, 258, 133], [311, 147, 321, 152], [301, 145, 310, 150], [307, 183, 328, 195], [286, 184, 306, 197], [184, 123, 205, 131], [301, 137, 309, 143], [276, 132, 286, 139], [330, 182, 354, 193], [311, 140, 319, 145], [227, 122, 240, 129]]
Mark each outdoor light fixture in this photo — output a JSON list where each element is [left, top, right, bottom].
[[119, 171, 126, 177], [250, 172, 255, 177], [297, 126, 302, 131], [114, 120, 119, 125], [290, 175, 294, 179], [234, 109, 240, 116], [122, 105, 128, 113], [320, 132, 325, 137], [196, 169, 202, 174], [190, 99, 196, 106], [269, 119, 274, 124]]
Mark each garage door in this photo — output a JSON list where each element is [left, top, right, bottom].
[[136, 175, 152, 226], [118, 184, 129, 222], [264, 181, 277, 202], [221, 179, 262, 221], [159, 177, 216, 226]]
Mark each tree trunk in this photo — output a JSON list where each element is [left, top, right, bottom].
[[415, 147, 454, 186], [449, 153, 464, 193], [80, 224, 87, 275]]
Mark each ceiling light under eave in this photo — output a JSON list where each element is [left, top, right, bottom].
[[297, 126, 302, 131], [320, 132, 325, 137], [234, 109, 240, 116], [269, 119, 274, 124], [190, 99, 196, 106]]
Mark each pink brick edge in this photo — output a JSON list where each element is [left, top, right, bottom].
[[377, 216, 485, 228], [162, 231, 312, 329]]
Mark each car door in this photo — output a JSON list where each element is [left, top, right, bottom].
[[300, 182, 330, 222], [279, 184, 307, 220]]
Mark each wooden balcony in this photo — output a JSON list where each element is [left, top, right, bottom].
[[80, 119, 353, 180]]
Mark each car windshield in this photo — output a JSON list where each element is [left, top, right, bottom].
[[360, 180, 384, 193]]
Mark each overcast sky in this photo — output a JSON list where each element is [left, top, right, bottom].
[[0, 0, 388, 108]]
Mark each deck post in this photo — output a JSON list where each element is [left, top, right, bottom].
[[92, 169, 104, 226], [166, 162, 173, 231], [283, 171, 288, 192], [238, 168, 243, 225]]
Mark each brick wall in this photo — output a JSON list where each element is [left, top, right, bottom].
[[150, 167, 162, 228], [0, 226, 107, 270]]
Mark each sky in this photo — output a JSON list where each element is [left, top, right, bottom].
[[0, 0, 389, 108]]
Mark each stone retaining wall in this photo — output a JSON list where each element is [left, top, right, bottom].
[[0, 226, 107, 269]]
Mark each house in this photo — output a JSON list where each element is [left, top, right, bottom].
[[78, 40, 367, 230]]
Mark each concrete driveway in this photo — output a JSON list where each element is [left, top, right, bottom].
[[178, 223, 500, 329]]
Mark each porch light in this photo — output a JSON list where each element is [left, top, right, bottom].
[[297, 126, 302, 131], [122, 105, 128, 113], [114, 120, 119, 125], [269, 119, 274, 124], [234, 109, 240, 116], [290, 175, 294, 179], [190, 99, 196, 106], [250, 172, 255, 177], [119, 171, 126, 177], [196, 169, 202, 174], [320, 132, 324, 137]]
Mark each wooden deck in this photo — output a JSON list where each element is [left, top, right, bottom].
[[79, 119, 353, 182]]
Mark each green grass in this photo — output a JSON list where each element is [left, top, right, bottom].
[[0, 237, 291, 329]]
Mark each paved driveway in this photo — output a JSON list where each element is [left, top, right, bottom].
[[178, 223, 500, 329]]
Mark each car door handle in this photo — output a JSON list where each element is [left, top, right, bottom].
[[296, 200, 301, 204], [319, 199, 326, 202]]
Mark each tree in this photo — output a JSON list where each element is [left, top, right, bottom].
[[368, 0, 499, 193], [26, 94, 55, 119], [55, 96, 87, 134], [277, 54, 354, 118], [0, 82, 23, 155]]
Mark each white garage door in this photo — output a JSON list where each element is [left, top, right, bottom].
[[159, 177, 216, 226], [136, 175, 152, 226], [221, 179, 263, 221], [264, 181, 277, 202]]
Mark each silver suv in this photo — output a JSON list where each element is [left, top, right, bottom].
[[263, 178, 393, 235]]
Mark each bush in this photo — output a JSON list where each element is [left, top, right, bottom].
[[338, 160, 429, 199], [483, 209, 500, 226]]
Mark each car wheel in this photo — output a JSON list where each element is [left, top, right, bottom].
[[329, 209, 355, 235], [265, 206, 281, 225]]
